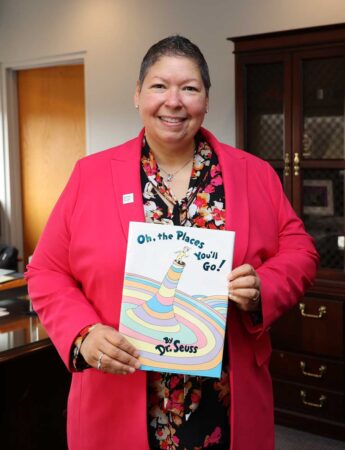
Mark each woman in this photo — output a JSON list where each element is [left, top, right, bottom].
[[26, 36, 318, 450]]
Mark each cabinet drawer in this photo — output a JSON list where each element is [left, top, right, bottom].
[[271, 297, 344, 357], [273, 380, 345, 421], [270, 350, 345, 389]]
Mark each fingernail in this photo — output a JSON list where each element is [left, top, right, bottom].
[[128, 367, 135, 374], [135, 361, 141, 369]]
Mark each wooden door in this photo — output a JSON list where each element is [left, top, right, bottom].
[[17, 65, 86, 265]]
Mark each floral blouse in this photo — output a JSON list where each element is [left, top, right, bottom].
[[141, 135, 230, 450]]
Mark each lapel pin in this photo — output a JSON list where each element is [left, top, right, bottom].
[[123, 193, 134, 204]]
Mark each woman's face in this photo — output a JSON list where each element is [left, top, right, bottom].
[[134, 55, 208, 151]]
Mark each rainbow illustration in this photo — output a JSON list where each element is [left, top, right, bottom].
[[119, 249, 228, 378]]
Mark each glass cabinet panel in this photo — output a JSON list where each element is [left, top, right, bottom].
[[236, 39, 345, 277], [302, 56, 345, 160], [300, 52, 345, 273], [303, 168, 344, 271], [245, 63, 284, 160]]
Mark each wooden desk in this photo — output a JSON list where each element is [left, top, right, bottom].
[[0, 298, 50, 362], [0, 277, 26, 292], [0, 276, 27, 300], [0, 299, 70, 450]]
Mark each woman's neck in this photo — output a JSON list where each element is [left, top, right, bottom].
[[145, 135, 195, 170]]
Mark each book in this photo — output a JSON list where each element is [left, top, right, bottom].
[[0, 271, 24, 284], [0, 275, 15, 284], [119, 222, 235, 378], [0, 269, 15, 284], [0, 269, 15, 277]]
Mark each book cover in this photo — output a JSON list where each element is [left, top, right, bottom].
[[119, 222, 235, 378]]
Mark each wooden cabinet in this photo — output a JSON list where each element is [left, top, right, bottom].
[[229, 23, 345, 440], [0, 346, 70, 450], [0, 298, 70, 449], [270, 292, 345, 439]]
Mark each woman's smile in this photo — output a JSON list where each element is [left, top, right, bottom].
[[158, 115, 188, 130], [159, 115, 186, 124]]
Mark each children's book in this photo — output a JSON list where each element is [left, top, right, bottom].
[[119, 222, 235, 378]]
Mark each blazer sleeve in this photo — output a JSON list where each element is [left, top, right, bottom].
[[242, 163, 319, 337], [25, 161, 102, 370]]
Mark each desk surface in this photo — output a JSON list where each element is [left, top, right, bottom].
[[0, 276, 28, 301], [0, 298, 50, 363], [0, 276, 26, 292]]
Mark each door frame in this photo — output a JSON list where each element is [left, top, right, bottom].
[[0, 52, 87, 270]]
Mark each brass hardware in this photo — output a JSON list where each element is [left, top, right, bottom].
[[300, 390, 326, 408], [300, 361, 327, 378], [299, 303, 327, 319], [284, 153, 290, 177], [293, 152, 300, 176]]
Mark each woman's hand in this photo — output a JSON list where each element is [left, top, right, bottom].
[[80, 324, 141, 375], [227, 264, 261, 312]]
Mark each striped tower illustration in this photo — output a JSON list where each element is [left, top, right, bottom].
[[130, 248, 189, 331]]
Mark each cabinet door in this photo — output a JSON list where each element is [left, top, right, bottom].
[[292, 47, 345, 277], [235, 53, 292, 197]]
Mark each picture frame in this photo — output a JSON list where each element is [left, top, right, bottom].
[[303, 179, 334, 216]]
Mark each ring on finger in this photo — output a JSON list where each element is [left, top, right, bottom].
[[252, 291, 260, 303], [97, 352, 105, 370]]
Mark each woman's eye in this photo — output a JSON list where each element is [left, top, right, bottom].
[[183, 86, 198, 92], [151, 84, 165, 89]]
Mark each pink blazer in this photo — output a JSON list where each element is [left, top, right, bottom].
[[26, 128, 318, 450]]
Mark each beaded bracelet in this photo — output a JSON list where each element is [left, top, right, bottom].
[[72, 323, 98, 371]]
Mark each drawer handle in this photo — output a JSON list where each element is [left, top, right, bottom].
[[299, 303, 327, 319], [300, 361, 327, 378], [300, 390, 327, 408]]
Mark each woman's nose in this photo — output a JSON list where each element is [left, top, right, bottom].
[[165, 88, 182, 108]]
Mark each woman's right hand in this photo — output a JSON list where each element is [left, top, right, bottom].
[[80, 324, 141, 375]]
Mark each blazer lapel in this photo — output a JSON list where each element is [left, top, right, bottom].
[[209, 136, 249, 269], [111, 133, 145, 240]]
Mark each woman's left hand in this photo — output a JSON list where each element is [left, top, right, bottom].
[[227, 264, 261, 312]]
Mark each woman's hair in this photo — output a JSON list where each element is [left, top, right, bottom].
[[138, 35, 211, 93]]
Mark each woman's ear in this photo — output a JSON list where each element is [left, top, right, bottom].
[[205, 97, 209, 113], [134, 81, 141, 109]]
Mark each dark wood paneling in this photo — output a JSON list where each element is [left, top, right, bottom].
[[271, 350, 345, 389], [0, 347, 70, 450], [228, 23, 345, 53], [271, 298, 344, 358], [273, 380, 345, 421]]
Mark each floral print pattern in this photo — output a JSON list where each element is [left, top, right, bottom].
[[141, 136, 226, 229], [147, 369, 230, 450], [141, 135, 230, 449]]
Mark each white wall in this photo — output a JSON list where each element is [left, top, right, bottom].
[[0, 0, 344, 250], [1, 0, 344, 153]]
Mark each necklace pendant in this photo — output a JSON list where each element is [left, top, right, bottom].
[[166, 174, 174, 182]]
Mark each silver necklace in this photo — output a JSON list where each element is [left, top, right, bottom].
[[159, 156, 194, 183]]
